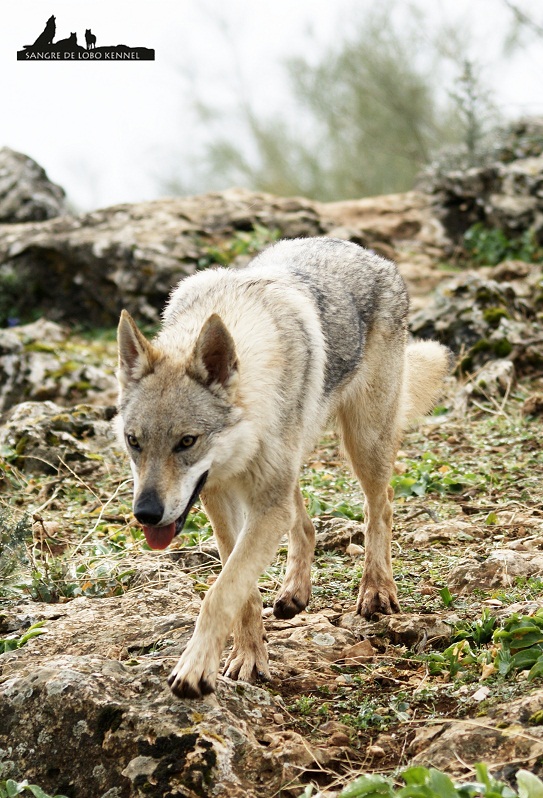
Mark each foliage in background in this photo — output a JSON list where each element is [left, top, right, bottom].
[[464, 223, 542, 266], [168, 0, 505, 200], [188, 2, 460, 200], [196, 224, 279, 270]]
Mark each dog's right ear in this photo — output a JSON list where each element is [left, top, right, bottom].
[[117, 310, 158, 387]]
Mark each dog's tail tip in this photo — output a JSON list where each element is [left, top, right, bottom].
[[403, 339, 452, 425]]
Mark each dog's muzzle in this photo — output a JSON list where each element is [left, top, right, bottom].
[[174, 470, 209, 535], [140, 471, 209, 550]]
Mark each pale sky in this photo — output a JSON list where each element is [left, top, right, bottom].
[[2, 0, 543, 211]]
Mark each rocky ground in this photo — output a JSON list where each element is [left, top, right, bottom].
[[3, 344, 543, 798], [2, 135, 543, 797]]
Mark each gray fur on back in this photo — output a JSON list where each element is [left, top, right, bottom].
[[250, 238, 408, 394]]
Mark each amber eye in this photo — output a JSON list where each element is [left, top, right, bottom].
[[126, 434, 141, 450], [175, 435, 198, 451]]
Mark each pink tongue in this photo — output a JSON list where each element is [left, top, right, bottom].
[[143, 522, 176, 550]]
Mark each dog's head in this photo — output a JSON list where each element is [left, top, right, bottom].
[[116, 310, 244, 550]]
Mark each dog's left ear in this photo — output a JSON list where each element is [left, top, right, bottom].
[[190, 314, 238, 392]]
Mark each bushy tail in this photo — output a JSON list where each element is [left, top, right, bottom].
[[402, 339, 452, 427]]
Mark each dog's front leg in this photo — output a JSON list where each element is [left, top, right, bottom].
[[222, 584, 270, 682], [168, 497, 294, 699], [201, 487, 270, 684]]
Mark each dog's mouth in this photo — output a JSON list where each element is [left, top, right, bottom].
[[142, 471, 209, 551]]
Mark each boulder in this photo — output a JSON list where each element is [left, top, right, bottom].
[[421, 118, 543, 244], [410, 687, 543, 778], [0, 400, 118, 474], [0, 185, 446, 327], [0, 318, 117, 413], [0, 554, 364, 797], [0, 147, 68, 223], [0, 561, 287, 798], [449, 549, 543, 593], [409, 270, 543, 374]]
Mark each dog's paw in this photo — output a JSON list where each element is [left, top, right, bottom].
[[273, 592, 307, 620], [273, 578, 311, 620], [357, 579, 400, 619], [167, 644, 219, 699], [223, 638, 271, 683], [168, 669, 215, 700]]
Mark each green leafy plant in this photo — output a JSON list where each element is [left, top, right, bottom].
[[301, 468, 365, 520], [493, 608, 543, 680], [453, 608, 497, 647], [0, 780, 68, 798], [391, 452, 481, 498], [303, 763, 543, 798], [29, 555, 134, 603], [0, 622, 46, 654], [422, 639, 478, 678], [440, 585, 455, 608], [464, 223, 541, 266], [196, 225, 280, 270]]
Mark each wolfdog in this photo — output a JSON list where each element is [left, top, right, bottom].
[[117, 237, 449, 699]]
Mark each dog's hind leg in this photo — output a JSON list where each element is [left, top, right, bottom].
[[337, 356, 404, 618], [200, 486, 270, 684], [273, 485, 315, 619]]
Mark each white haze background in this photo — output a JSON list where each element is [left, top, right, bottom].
[[2, 0, 543, 211]]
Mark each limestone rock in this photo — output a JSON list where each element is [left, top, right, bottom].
[[449, 549, 543, 593], [0, 186, 445, 327], [0, 318, 117, 412], [411, 687, 543, 777], [421, 117, 543, 244], [314, 518, 365, 551], [409, 270, 543, 374], [0, 147, 68, 223], [0, 400, 118, 474], [0, 561, 286, 798]]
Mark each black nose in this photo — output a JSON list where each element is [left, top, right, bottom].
[[134, 490, 164, 526]]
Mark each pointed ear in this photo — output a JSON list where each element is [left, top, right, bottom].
[[190, 314, 238, 391], [117, 309, 157, 387]]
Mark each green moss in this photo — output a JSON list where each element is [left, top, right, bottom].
[[482, 306, 510, 327], [14, 435, 28, 456], [47, 361, 79, 379], [471, 338, 491, 354], [458, 356, 473, 373], [492, 338, 513, 357], [23, 341, 58, 354], [72, 381, 92, 392]]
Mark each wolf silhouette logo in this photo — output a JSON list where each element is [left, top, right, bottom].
[[24, 14, 56, 49], [18, 14, 155, 60], [85, 29, 96, 50]]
